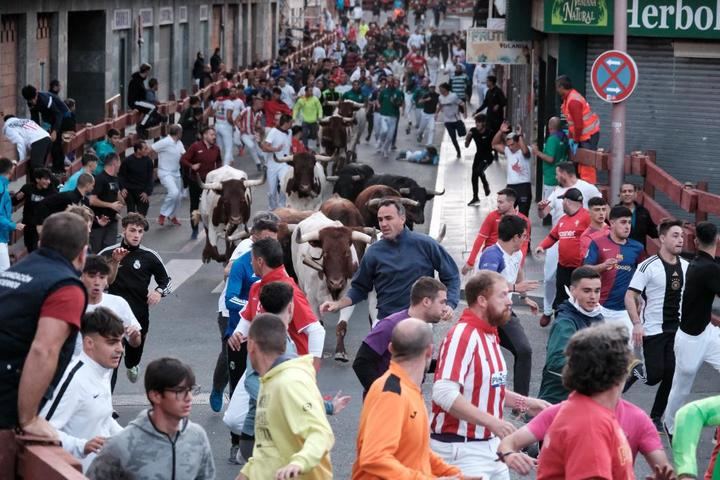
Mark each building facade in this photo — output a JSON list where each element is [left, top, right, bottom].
[[518, 0, 720, 193], [0, 0, 280, 123]]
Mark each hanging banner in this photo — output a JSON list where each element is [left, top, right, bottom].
[[466, 28, 531, 64]]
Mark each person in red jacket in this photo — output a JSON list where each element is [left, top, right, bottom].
[[462, 188, 531, 275], [535, 187, 590, 311], [180, 126, 221, 239], [263, 88, 292, 129]]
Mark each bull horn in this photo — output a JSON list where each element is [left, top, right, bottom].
[[351, 175, 362, 181], [366, 198, 382, 209], [275, 155, 294, 163], [245, 172, 266, 187], [299, 230, 321, 243], [400, 198, 419, 207], [398, 187, 411, 194], [200, 181, 222, 190], [362, 227, 377, 236], [426, 188, 446, 196], [286, 223, 298, 233], [351, 231, 373, 244], [434, 223, 447, 244], [314, 154, 333, 163], [326, 176, 339, 182]]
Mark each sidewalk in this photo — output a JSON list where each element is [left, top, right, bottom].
[[428, 118, 550, 303]]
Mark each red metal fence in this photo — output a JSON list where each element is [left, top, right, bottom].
[[573, 148, 720, 255]]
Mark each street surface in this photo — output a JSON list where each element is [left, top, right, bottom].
[[109, 72, 718, 480]]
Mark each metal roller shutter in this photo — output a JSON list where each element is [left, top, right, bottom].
[[585, 36, 720, 194]]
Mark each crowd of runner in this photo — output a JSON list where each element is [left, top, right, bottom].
[[1, 2, 720, 479]]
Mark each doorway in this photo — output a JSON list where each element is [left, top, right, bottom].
[[67, 11, 106, 123]]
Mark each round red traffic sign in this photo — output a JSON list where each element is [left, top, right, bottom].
[[590, 50, 638, 104]]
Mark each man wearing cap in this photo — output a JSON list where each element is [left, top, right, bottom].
[[535, 187, 590, 310]]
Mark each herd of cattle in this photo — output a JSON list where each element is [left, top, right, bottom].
[[196, 101, 445, 360]]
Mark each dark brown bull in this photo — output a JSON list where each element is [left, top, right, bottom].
[[354, 185, 420, 229], [319, 114, 355, 173], [198, 173, 264, 263], [276, 152, 332, 210], [273, 207, 313, 281]]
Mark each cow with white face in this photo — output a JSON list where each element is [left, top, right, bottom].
[[291, 211, 373, 361], [198, 165, 265, 263], [277, 152, 332, 211]]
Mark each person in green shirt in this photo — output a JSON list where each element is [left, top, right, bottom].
[[376, 77, 404, 158], [342, 81, 368, 151], [342, 80, 366, 104], [538, 266, 604, 404], [411, 77, 430, 134], [292, 86, 323, 148], [382, 46, 398, 62], [320, 79, 341, 117], [93, 129, 121, 174], [532, 116, 568, 201], [673, 395, 720, 479]]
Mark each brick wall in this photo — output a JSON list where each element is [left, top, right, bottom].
[[0, 16, 18, 115], [36, 13, 51, 89]]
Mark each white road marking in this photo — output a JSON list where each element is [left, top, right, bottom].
[[179, 230, 206, 254], [211, 280, 225, 294], [150, 259, 204, 292]]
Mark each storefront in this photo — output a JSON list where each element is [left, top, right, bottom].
[[528, 0, 720, 192]]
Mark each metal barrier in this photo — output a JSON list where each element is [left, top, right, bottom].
[[572, 148, 720, 255]]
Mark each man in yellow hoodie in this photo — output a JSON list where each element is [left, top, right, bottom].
[[237, 314, 334, 480]]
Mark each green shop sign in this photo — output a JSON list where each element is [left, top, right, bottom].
[[544, 0, 720, 39]]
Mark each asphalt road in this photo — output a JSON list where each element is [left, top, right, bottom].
[[108, 91, 719, 480]]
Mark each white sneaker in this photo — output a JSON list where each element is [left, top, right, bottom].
[[127, 366, 139, 383]]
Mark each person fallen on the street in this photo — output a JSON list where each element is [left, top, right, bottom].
[[395, 146, 438, 165]]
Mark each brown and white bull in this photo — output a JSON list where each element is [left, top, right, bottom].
[[291, 211, 373, 362], [277, 152, 332, 211], [198, 165, 265, 263]]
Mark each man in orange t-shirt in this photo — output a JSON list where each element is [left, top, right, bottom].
[[531, 324, 635, 480], [352, 318, 466, 480]]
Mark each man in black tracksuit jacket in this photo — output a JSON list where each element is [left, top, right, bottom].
[[21, 84, 70, 173], [100, 213, 171, 382]]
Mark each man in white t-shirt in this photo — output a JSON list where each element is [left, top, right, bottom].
[[407, 28, 425, 51], [473, 64, 493, 109], [213, 87, 241, 167], [491, 121, 532, 217], [278, 76, 296, 109], [477, 214, 539, 397], [78, 255, 141, 387], [536, 161, 602, 327], [312, 44, 327, 62], [151, 125, 186, 226], [625, 219, 688, 429], [436, 83, 463, 159], [260, 114, 293, 210]]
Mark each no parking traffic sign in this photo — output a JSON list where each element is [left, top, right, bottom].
[[591, 50, 638, 103]]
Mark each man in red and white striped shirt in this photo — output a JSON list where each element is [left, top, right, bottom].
[[430, 271, 549, 479], [235, 97, 265, 171]]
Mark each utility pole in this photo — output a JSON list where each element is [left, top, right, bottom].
[[609, 0, 627, 203]]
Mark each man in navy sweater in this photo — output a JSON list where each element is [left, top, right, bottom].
[[321, 198, 460, 321]]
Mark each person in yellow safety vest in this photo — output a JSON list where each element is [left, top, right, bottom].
[[556, 75, 600, 184]]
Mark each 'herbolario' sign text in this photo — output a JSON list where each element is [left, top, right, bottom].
[[543, 0, 720, 39]]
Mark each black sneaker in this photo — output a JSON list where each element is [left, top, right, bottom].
[[623, 359, 646, 392], [467, 198, 480, 206], [651, 417, 663, 433]]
